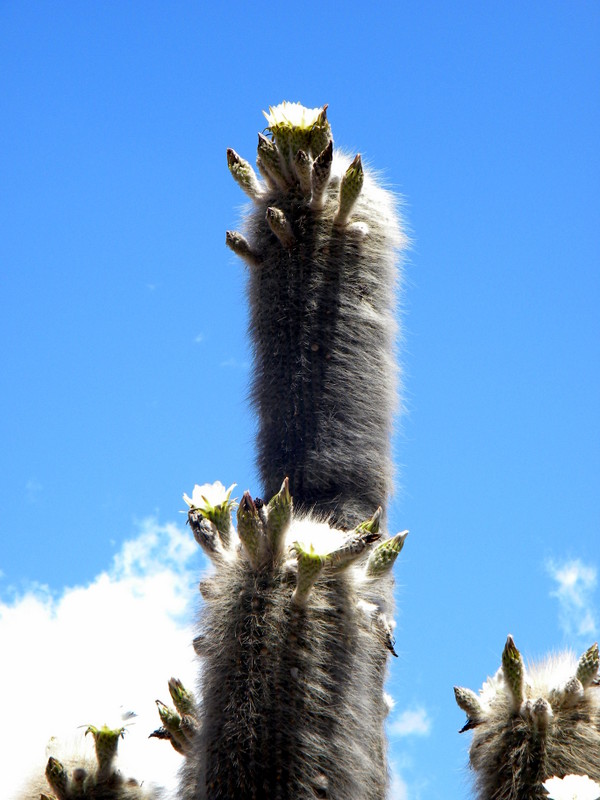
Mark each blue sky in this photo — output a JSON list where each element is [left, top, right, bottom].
[[1, 2, 599, 798]]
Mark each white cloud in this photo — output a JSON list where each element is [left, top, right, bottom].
[[546, 558, 598, 639], [389, 763, 409, 800], [0, 517, 203, 800], [388, 706, 432, 738]]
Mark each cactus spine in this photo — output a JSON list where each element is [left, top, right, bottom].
[[454, 637, 600, 800], [175, 102, 407, 799]]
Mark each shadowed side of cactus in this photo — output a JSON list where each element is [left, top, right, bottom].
[[171, 479, 407, 800], [227, 101, 406, 530], [454, 637, 600, 800]]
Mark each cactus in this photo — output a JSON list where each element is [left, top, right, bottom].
[[454, 637, 600, 800], [172, 480, 407, 800], [227, 101, 405, 530], [165, 102, 407, 799], [21, 724, 157, 800]]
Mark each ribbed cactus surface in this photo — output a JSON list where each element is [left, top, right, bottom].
[[454, 637, 600, 800]]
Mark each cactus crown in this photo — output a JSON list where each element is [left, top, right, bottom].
[[455, 637, 600, 799]]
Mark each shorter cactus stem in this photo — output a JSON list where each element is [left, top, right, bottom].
[[226, 230, 261, 268]]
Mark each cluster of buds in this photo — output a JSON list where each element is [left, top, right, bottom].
[[183, 478, 407, 612], [42, 724, 148, 799], [226, 101, 368, 271], [455, 637, 600, 799], [151, 678, 199, 756]]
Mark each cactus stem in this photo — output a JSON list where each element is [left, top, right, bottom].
[[266, 206, 295, 248], [227, 148, 263, 199], [334, 153, 364, 226]]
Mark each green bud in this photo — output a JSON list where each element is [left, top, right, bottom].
[[356, 506, 383, 538], [85, 725, 124, 776], [309, 105, 332, 158], [266, 206, 295, 248], [454, 686, 484, 722], [292, 542, 324, 604], [310, 139, 333, 208], [576, 642, 599, 688], [501, 635, 525, 706], [168, 677, 196, 717], [335, 153, 364, 226], [266, 477, 293, 561], [365, 531, 408, 577], [293, 149, 312, 195], [237, 491, 264, 567], [227, 148, 262, 199], [257, 132, 289, 189], [226, 230, 261, 269], [45, 757, 68, 800]]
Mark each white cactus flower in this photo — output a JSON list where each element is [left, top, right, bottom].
[[183, 481, 236, 512], [263, 101, 323, 130], [543, 774, 600, 800]]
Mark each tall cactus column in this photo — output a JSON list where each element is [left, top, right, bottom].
[[176, 102, 407, 800], [227, 102, 405, 530]]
